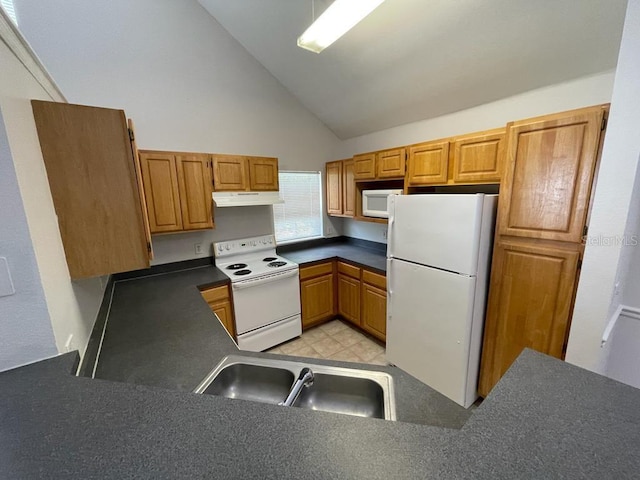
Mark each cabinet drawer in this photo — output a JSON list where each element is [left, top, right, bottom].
[[300, 262, 333, 280], [362, 270, 386, 290], [201, 284, 230, 303], [338, 261, 360, 279]]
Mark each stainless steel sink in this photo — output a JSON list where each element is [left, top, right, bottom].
[[194, 355, 396, 421]]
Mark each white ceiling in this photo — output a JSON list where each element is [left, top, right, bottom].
[[198, 0, 627, 139]]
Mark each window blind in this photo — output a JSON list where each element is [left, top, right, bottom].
[[274, 171, 322, 243], [1, 0, 17, 24]]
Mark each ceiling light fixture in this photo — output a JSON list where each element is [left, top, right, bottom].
[[297, 0, 385, 54]]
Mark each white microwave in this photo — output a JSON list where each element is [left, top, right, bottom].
[[362, 189, 403, 218]]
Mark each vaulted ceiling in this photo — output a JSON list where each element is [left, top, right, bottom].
[[199, 0, 627, 139]]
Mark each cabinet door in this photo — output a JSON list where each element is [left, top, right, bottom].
[[498, 107, 604, 242], [300, 273, 335, 329], [248, 157, 279, 191], [212, 155, 248, 191], [128, 120, 153, 260], [452, 129, 504, 184], [478, 240, 580, 397], [211, 300, 235, 338], [338, 273, 361, 326], [407, 141, 449, 185], [361, 282, 387, 342], [343, 159, 356, 217], [139, 152, 183, 234], [176, 154, 214, 230], [326, 161, 343, 215], [353, 153, 376, 180], [31, 101, 150, 278], [377, 148, 406, 179]]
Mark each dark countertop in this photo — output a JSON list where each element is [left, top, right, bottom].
[[93, 263, 471, 428], [278, 238, 387, 272], [3, 349, 640, 479]]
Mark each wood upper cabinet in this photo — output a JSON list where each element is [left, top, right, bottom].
[[326, 159, 355, 218], [299, 262, 336, 329], [451, 129, 505, 184], [343, 159, 356, 217], [201, 284, 235, 338], [212, 154, 278, 191], [377, 148, 406, 179], [353, 153, 376, 180], [211, 155, 248, 191], [326, 161, 343, 215], [139, 151, 214, 234], [248, 157, 279, 191], [140, 152, 183, 233], [478, 240, 580, 397], [176, 154, 213, 230], [407, 140, 450, 185], [31, 100, 150, 279], [498, 108, 605, 243], [128, 120, 153, 260], [361, 270, 387, 342]]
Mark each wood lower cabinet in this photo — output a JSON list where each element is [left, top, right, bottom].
[[299, 262, 336, 329], [212, 154, 278, 192], [31, 100, 151, 278], [338, 273, 361, 326], [201, 284, 235, 338], [451, 129, 505, 184], [478, 240, 580, 396], [139, 151, 214, 234], [361, 270, 387, 342]]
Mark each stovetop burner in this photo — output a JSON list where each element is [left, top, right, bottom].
[[234, 269, 252, 276], [267, 261, 287, 268], [226, 263, 248, 270], [263, 257, 277, 262]]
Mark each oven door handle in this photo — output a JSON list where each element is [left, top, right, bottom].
[[231, 269, 299, 290]]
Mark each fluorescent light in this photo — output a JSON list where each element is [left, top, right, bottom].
[[297, 0, 385, 53]]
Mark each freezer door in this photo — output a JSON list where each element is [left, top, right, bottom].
[[388, 194, 491, 275], [386, 258, 479, 408]]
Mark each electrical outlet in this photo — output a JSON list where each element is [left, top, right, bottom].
[[326, 225, 335, 236], [195, 243, 203, 255]]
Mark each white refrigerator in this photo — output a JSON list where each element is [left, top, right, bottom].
[[386, 194, 497, 408]]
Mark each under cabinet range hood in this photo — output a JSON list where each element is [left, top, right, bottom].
[[212, 191, 284, 207]]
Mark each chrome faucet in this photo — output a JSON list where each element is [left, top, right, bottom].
[[280, 368, 314, 407]]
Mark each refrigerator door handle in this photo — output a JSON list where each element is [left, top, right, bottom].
[[387, 196, 396, 257], [386, 258, 393, 324]]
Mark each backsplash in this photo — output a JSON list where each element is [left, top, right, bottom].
[[342, 219, 388, 244], [150, 206, 275, 265]]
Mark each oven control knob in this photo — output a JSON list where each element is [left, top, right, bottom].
[[225, 245, 230, 251]]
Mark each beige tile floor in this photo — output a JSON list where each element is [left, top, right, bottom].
[[267, 319, 387, 365]]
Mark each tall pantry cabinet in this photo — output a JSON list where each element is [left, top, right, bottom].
[[478, 105, 608, 397]]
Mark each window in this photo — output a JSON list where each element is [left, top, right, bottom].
[[273, 171, 322, 243], [1, 0, 17, 25]]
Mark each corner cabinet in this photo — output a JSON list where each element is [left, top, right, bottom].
[[326, 159, 355, 217], [299, 262, 336, 329], [478, 105, 608, 397], [138, 151, 214, 234], [31, 100, 151, 279], [212, 154, 278, 192]]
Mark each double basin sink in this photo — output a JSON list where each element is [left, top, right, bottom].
[[194, 355, 396, 421]]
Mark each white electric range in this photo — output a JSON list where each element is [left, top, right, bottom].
[[214, 234, 301, 352]]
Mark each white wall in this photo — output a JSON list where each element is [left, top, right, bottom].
[[0, 24, 105, 368], [0, 112, 57, 371], [566, 0, 640, 373], [14, 0, 342, 265], [339, 71, 616, 242]]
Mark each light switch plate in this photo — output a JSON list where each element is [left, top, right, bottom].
[[0, 257, 15, 297]]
